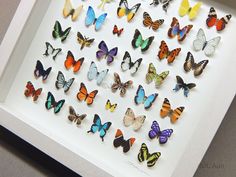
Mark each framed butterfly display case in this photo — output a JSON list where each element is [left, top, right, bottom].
[[0, 0, 236, 177]]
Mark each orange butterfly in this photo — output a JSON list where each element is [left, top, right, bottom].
[[160, 98, 185, 123], [64, 51, 84, 73], [113, 25, 124, 36], [158, 40, 181, 64], [77, 82, 98, 105], [24, 81, 42, 101], [143, 12, 164, 31]]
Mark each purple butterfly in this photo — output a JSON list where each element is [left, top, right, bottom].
[[148, 121, 173, 144], [96, 40, 118, 65]]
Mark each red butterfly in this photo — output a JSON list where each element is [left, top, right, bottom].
[[24, 81, 42, 101], [113, 25, 124, 36], [206, 7, 232, 32]]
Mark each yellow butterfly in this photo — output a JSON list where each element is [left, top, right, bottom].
[[98, 0, 115, 10], [105, 99, 117, 112], [179, 0, 202, 20], [63, 0, 83, 21]]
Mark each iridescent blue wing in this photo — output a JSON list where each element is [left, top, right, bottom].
[[144, 93, 158, 110], [85, 6, 96, 26], [99, 121, 112, 141], [134, 85, 145, 105], [95, 13, 107, 31], [54, 99, 65, 114], [88, 114, 102, 133]]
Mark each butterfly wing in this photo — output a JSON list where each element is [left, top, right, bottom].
[[134, 85, 145, 105], [99, 121, 112, 141], [87, 61, 98, 81], [148, 121, 160, 139], [130, 58, 142, 75], [204, 37, 221, 56], [146, 63, 157, 84], [173, 75, 185, 92], [121, 51, 132, 71], [45, 92, 56, 110], [216, 15, 232, 31], [63, 0, 73, 18], [63, 78, 75, 93], [193, 28, 206, 52], [189, 2, 202, 20], [158, 40, 169, 60], [147, 152, 161, 167], [179, 0, 190, 17], [97, 69, 109, 85], [34, 60, 52, 81], [106, 47, 118, 65], [183, 52, 194, 72], [160, 98, 171, 118], [144, 93, 158, 110], [155, 71, 169, 87], [77, 82, 88, 102], [170, 107, 185, 123], [193, 60, 209, 76], [111, 72, 121, 92], [85, 6, 96, 26], [95, 13, 107, 31], [123, 108, 135, 127], [54, 99, 65, 114], [143, 12, 153, 28], [131, 29, 142, 49], [138, 143, 149, 162], [126, 3, 141, 22], [88, 114, 101, 135], [96, 41, 109, 60], [55, 71, 66, 90], [120, 80, 133, 97], [141, 37, 155, 52], [24, 81, 35, 97], [159, 129, 173, 144], [52, 21, 62, 39]]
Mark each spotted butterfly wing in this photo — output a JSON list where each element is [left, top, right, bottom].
[[143, 12, 164, 31], [24, 81, 42, 101], [113, 25, 124, 36], [77, 31, 95, 50]]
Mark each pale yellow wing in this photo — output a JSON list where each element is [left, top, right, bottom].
[[63, 0, 73, 17], [72, 5, 83, 21], [189, 2, 202, 20], [179, 0, 190, 17]]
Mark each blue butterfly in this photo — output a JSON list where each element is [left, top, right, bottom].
[[85, 6, 107, 31], [87, 114, 112, 141], [134, 85, 158, 110]]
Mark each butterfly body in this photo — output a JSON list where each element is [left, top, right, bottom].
[[105, 99, 117, 112], [146, 63, 169, 88], [158, 40, 181, 63], [193, 28, 221, 56], [111, 72, 133, 97], [121, 51, 142, 75], [64, 51, 84, 73], [68, 106, 87, 125], [87, 114, 112, 141], [113, 129, 135, 153], [85, 6, 107, 31], [24, 81, 42, 101], [63, 0, 83, 21], [160, 98, 184, 123], [87, 61, 109, 85], [148, 121, 173, 144], [43, 42, 62, 60], [134, 85, 158, 110], [117, 0, 141, 22], [113, 25, 124, 36], [132, 29, 154, 52], [52, 21, 71, 42], [45, 92, 65, 114], [77, 31, 95, 50], [96, 41, 118, 65], [55, 71, 74, 93], [143, 12, 164, 31], [77, 83, 98, 105], [34, 60, 52, 81], [138, 143, 161, 167], [206, 7, 232, 31], [168, 17, 193, 42], [179, 0, 202, 20], [173, 76, 196, 97], [184, 52, 208, 76]]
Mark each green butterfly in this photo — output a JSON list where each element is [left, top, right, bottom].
[[146, 63, 169, 88], [52, 21, 71, 42], [131, 29, 154, 52], [138, 143, 161, 168], [45, 92, 65, 114]]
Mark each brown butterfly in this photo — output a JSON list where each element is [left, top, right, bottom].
[[143, 12, 164, 31], [158, 40, 181, 64], [183, 52, 209, 76], [77, 31, 94, 50], [160, 98, 185, 123], [111, 72, 133, 97], [68, 106, 87, 125]]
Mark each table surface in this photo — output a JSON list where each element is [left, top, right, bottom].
[[0, 1, 235, 177]]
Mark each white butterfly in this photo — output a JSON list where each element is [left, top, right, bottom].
[[121, 51, 142, 75], [43, 42, 62, 60], [55, 71, 75, 93], [123, 108, 146, 131], [193, 28, 221, 57], [87, 61, 109, 85]]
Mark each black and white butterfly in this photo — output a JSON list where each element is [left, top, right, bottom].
[[173, 75, 196, 97], [193, 28, 221, 57], [34, 60, 52, 81], [43, 42, 62, 60], [121, 51, 142, 75], [184, 52, 209, 77], [55, 71, 74, 93], [150, 0, 173, 12]]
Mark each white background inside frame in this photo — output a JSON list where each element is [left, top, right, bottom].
[[4, 0, 235, 177]]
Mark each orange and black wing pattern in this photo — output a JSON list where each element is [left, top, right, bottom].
[[64, 50, 84, 73], [143, 12, 164, 31], [77, 82, 98, 105]]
